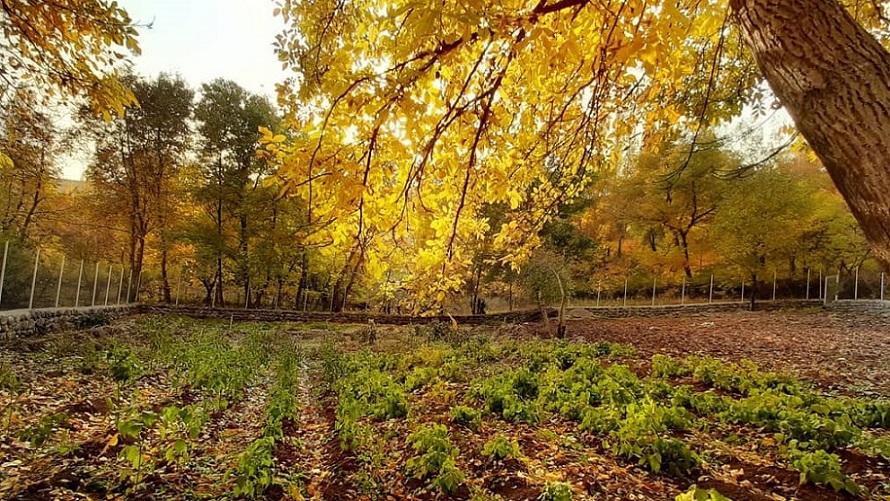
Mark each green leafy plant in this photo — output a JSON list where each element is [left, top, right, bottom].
[[675, 485, 732, 500], [106, 346, 143, 383], [406, 424, 465, 495], [18, 412, 69, 447], [539, 481, 573, 501], [791, 449, 860, 496], [482, 435, 521, 461], [0, 362, 20, 392], [234, 437, 275, 498], [450, 405, 481, 431]]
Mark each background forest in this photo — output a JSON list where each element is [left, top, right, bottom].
[[0, 72, 877, 313]]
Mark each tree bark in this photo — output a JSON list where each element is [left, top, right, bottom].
[[731, 0, 890, 270]]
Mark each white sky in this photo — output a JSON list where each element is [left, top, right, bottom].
[[61, 0, 289, 179], [120, 0, 287, 99]]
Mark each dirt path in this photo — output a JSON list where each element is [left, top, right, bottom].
[[566, 309, 890, 395]]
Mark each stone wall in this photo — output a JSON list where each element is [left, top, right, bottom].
[[0, 305, 136, 339], [824, 299, 890, 317], [134, 304, 547, 326]]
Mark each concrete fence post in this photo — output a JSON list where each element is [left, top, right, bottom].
[[0, 240, 8, 308], [116, 268, 125, 304], [681, 277, 686, 305], [104, 265, 113, 306], [126, 270, 133, 303], [772, 269, 777, 301], [91, 262, 100, 306], [623, 279, 628, 307], [651, 278, 656, 306], [55, 255, 65, 308], [818, 268, 823, 299], [881, 272, 885, 301], [29, 248, 40, 309], [741, 279, 745, 303], [596, 288, 601, 307], [75, 260, 84, 307], [709, 275, 714, 304]]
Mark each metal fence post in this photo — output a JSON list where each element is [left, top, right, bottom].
[[741, 279, 745, 303], [709, 274, 714, 304], [91, 262, 100, 306], [75, 260, 84, 307], [854, 266, 859, 300], [55, 255, 65, 308], [681, 277, 686, 305], [245, 277, 250, 309], [117, 269, 124, 304], [29, 249, 40, 309], [0, 240, 8, 308], [881, 272, 885, 301], [772, 270, 777, 301], [104, 265, 113, 305], [651, 277, 656, 306]]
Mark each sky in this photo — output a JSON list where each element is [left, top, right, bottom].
[[61, 0, 289, 179]]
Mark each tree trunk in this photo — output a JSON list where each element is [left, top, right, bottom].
[[731, 0, 890, 270]]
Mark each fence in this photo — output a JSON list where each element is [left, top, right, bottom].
[[575, 267, 886, 308], [0, 242, 139, 312], [0, 239, 886, 314]]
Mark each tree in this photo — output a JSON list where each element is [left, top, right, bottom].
[[616, 137, 738, 277], [83, 74, 194, 299], [271, 0, 890, 310], [731, 0, 890, 269], [194, 79, 279, 306], [0, 104, 60, 239], [711, 167, 810, 308], [0, 0, 139, 117]]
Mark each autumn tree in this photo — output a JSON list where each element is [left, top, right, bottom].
[[194, 79, 279, 305], [268, 0, 890, 313], [616, 136, 739, 278], [0, 0, 139, 116], [83, 74, 194, 299], [0, 104, 61, 240]]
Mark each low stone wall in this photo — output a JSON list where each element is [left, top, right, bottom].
[[824, 299, 890, 317], [134, 304, 547, 326], [0, 305, 136, 338], [568, 299, 824, 319]]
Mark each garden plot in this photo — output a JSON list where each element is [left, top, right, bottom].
[[0, 314, 888, 500]]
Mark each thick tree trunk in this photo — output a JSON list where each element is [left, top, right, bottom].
[[731, 0, 890, 270]]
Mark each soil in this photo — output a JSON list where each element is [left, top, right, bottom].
[[563, 308, 890, 396]]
